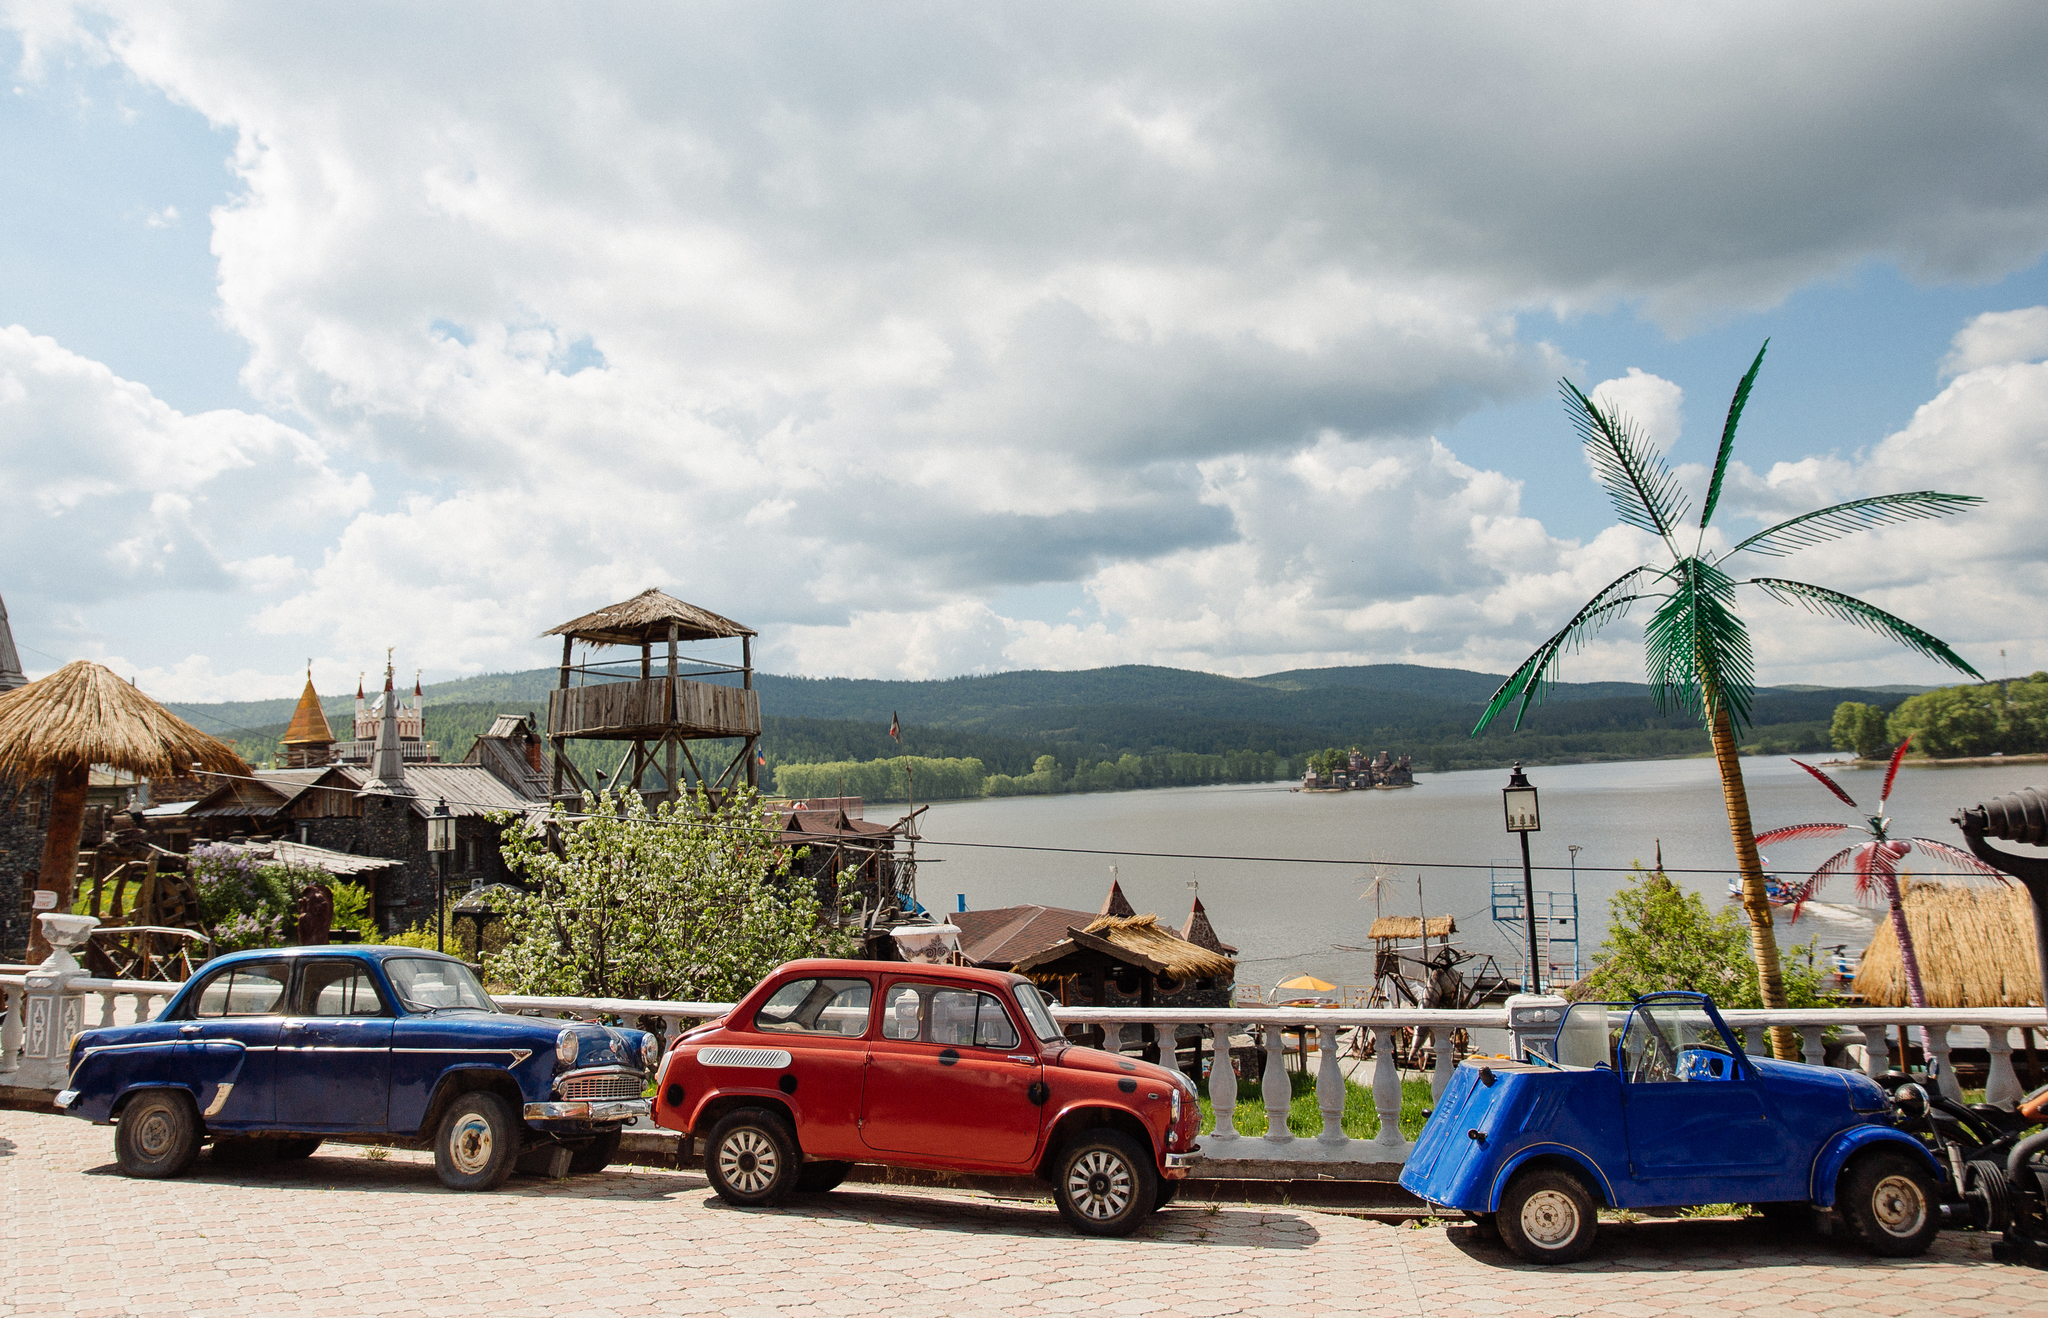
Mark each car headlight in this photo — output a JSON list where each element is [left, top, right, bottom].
[[640, 1031, 664, 1069], [1170, 1088, 1182, 1126], [556, 1028, 579, 1069], [1892, 1082, 1928, 1119]]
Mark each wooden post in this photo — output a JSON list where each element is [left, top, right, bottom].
[[28, 764, 91, 962], [666, 623, 679, 803], [551, 636, 573, 797], [742, 634, 755, 790]]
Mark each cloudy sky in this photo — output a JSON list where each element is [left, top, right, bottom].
[[4, 2, 2048, 701]]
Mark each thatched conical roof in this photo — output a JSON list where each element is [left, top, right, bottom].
[[1081, 913, 1236, 980], [280, 674, 335, 747], [0, 660, 249, 782], [1852, 881, 2040, 1008], [544, 588, 754, 646]]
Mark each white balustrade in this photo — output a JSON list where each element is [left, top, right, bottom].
[[1315, 1023, 1344, 1144], [1206, 1020, 1238, 1142], [1, 975, 24, 1077], [1986, 1027, 2022, 1107], [1260, 1025, 1291, 1144]]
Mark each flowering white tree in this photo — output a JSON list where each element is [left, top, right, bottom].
[[491, 786, 860, 1002]]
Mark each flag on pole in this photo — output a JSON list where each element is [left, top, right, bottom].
[[889, 711, 900, 741], [756, 748, 766, 767]]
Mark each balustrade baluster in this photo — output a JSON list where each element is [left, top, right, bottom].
[[1925, 1025, 1961, 1100], [1799, 1027, 1825, 1067], [1207, 1022, 1237, 1142], [1743, 1026, 1765, 1056], [1371, 1026, 1406, 1151], [1103, 1023, 1126, 1058], [1315, 1024, 1345, 1144], [1430, 1027, 1456, 1100], [1861, 1026, 1891, 1078], [1, 985, 20, 1075], [1985, 1027, 2022, 1107], [97, 991, 117, 1030], [1260, 1026, 1291, 1143]]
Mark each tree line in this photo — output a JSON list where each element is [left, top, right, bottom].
[[1832, 672, 2048, 759]]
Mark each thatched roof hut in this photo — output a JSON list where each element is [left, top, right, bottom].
[[1853, 882, 2041, 1008], [545, 588, 755, 647], [1368, 914, 1457, 940], [1011, 913, 1236, 983], [0, 661, 247, 957]]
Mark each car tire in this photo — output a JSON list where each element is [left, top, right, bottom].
[[1497, 1168, 1599, 1265], [114, 1090, 201, 1179], [705, 1107, 800, 1207], [1053, 1130, 1157, 1238], [568, 1129, 621, 1175], [1840, 1150, 1940, 1258], [1153, 1178, 1181, 1213], [433, 1092, 520, 1192], [795, 1159, 852, 1193], [275, 1138, 322, 1161]]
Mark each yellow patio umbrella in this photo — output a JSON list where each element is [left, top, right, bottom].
[[1276, 973, 1336, 993]]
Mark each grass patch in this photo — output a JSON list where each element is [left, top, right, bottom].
[[1195, 1068, 1433, 1141]]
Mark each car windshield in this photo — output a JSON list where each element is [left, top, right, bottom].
[[1620, 998, 1738, 1083], [1012, 984, 1063, 1043], [384, 957, 497, 1014]]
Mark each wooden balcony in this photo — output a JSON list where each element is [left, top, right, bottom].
[[546, 676, 760, 741]]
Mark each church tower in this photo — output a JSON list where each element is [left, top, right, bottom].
[[280, 665, 337, 768], [0, 593, 26, 692]]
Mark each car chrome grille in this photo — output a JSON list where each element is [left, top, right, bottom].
[[557, 1068, 645, 1101]]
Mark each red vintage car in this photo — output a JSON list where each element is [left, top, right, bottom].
[[652, 958, 1201, 1235]]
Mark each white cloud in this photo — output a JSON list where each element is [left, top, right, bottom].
[[3, 5, 2047, 693], [1940, 305, 2048, 378], [144, 203, 177, 228]]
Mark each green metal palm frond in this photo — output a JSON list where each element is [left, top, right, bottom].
[[1722, 492, 1983, 560], [1473, 566, 1654, 735], [1748, 578, 1984, 679], [1699, 341, 1767, 535], [1561, 380, 1690, 550], [1644, 558, 1756, 729]]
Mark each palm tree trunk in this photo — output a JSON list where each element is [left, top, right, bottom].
[[1708, 705, 1799, 1059], [27, 762, 91, 962]]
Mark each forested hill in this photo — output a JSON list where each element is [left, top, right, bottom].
[[167, 661, 1928, 777]]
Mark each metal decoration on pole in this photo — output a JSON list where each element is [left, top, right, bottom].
[[427, 796, 455, 953], [1502, 763, 1542, 995]]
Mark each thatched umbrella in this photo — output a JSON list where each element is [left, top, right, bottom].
[[1852, 881, 2041, 1008], [0, 661, 247, 959]]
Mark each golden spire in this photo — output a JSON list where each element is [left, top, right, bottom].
[[281, 666, 336, 747]]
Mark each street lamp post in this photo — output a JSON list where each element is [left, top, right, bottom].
[[1502, 763, 1542, 994], [427, 797, 455, 953]]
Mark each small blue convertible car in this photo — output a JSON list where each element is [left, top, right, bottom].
[[56, 945, 660, 1191], [1401, 991, 1946, 1263]]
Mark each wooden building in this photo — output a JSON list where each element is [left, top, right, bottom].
[[542, 589, 761, 804]]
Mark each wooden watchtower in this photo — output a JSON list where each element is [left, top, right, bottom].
[[542, 589, 762, 803]]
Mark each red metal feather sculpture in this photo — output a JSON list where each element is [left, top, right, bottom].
[[1754, 737, 2004, 1009]]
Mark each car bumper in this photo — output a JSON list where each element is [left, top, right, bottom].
[[1164, 1148, 1201, 1170], [523, 1098, 651, 1124], [53, 1090, 78, 1110]]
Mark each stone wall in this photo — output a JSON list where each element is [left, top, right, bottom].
[[0, 776, 53, 960], [298, 802, 518, 935]]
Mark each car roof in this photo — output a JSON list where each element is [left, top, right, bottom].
[[198, 944, 468, 969], [770, 958, 1025, 987]]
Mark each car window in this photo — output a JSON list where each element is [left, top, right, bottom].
[[299, 960, 387, 1017], [383, 957, 496, 1013], [1621, 998, 1738, 1084], [754, 978, 872, 1036], [1012, 984, 1063, 1043], [190, 962, 291, 1018], [885, 983, 1021, 1049]]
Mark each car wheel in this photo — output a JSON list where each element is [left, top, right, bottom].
[[1840, 1150, 1940, 1258], [275, 1138, 322, 1162], [796, 1159, 852, 1193], [1053, 1130, 1157, 1238], [1497, 1168, 1599, 1264], [433, 1092, 520, 1192], [568, 1129, 621, 1175], [114, 1090, 201, 1179], [705, 1107, 800, 1207], [1153, 1178, 1182, 1213]]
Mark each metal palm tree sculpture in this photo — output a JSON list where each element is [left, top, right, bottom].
[[1472, 343, 1982, 1051], [1760, 737, 2005, 1009]]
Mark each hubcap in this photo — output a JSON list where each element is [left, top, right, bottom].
[[1519, 1189, 1581, 1248], [134, 1108, 175, 1158], [447, 1114, 495, 1176], [1066, 1149, 1133, 1220], [719, 1129, 779, 1194], [1870, 1174, 1928, 1237]]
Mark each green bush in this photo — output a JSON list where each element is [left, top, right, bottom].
[[1573, 864, 1827, 1008], [1887, 673, 2048, 758]]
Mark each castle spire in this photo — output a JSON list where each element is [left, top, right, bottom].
[[280, 662, 336, 767], [0, 592, 26, 692], [365, 654, 407, 791]]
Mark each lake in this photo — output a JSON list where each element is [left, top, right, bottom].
[[913, 755, 2048, 996]]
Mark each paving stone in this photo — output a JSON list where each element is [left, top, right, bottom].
[[6, 1111, 2048, 1316]]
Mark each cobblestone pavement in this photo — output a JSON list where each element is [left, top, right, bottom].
[[5, 1111, 2045, 1318]]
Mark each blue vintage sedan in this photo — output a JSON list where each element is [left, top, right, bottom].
[[55, 945, 660, 1191], [1401, 991, 1947, 1263]]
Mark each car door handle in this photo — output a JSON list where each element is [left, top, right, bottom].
[[282, 1021, 305, 1031], [179, 1025, 202, 1036]]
